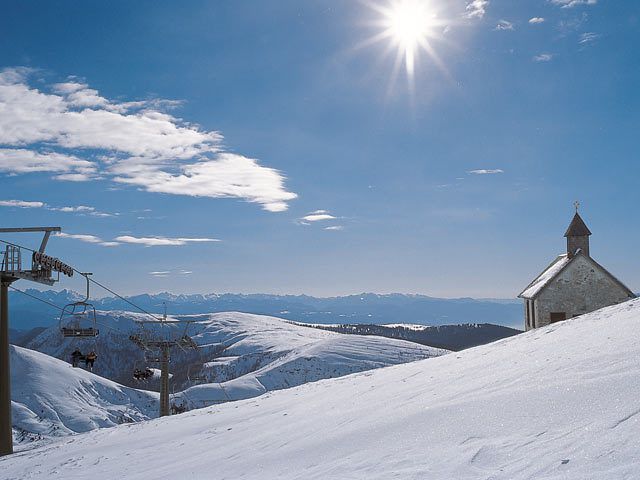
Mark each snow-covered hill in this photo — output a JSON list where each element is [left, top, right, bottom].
[[25, 311, 446, 406], [4, 298, 640, 478], [10, 345, 157, 447]]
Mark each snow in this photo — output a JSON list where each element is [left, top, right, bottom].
[[381, 323, 431, 330], [9, 345, 157, 447], [3, 298, 640, 479], [519, 254, 570, 298], [25, 311, 445, 400], [175, 332, 444, 407]]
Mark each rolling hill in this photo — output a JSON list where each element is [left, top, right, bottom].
[[23, 311, 447, 405], [10, 345, 157, 447], [3, 298, 639, 478]]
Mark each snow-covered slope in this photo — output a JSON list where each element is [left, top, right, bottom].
[[4, 298, 640, 479], [26, 311, 446, 404], [10, 345, 158, 446]]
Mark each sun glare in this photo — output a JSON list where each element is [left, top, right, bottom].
[[386, 0, 433, 74], [360, 0, 448, 90]]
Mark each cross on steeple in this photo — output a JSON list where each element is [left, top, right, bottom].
[[565, 207, 591, 258]]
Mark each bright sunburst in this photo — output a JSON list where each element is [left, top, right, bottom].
[[362, 0, 449, 87], [385, 0, 435, 75]]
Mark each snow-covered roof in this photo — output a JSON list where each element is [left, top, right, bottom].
[[519, 254, 571, 299]]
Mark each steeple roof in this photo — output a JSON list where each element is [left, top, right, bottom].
[[564, 212, 591, 238]]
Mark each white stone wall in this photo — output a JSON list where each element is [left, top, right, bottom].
[[534, 255, 634, 328]]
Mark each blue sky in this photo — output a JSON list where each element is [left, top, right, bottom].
[[0, 0, 638, 298]]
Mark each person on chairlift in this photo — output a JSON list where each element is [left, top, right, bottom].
[[85, 351, 97, 371], [71, 348, 83, 368]]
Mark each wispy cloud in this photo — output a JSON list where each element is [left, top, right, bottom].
[[0, 68, 297, 212], [325, 226, 344, 231], [55, 232, 119, 247], [0, 149, 97, 178], [0, 198, 116, 217], [465, 0, 489, 20], [114, 236, 220, 247], [579, 32, 601, 45], [529, 17, 545, 24], [495, 20, 515, 31], [50, 205, 117, 217], [300, 210, 337, 223], [149, 271, 171, 277], [533, 53, 554, 62], [0, 199, 45, 208], [551, 0, 597, 7], [149, 269, 193, 277], [467, 169, 504, 175], [55, 232, 218, 247]]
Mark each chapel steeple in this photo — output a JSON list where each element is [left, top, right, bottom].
[[564, 202, 591, 258]]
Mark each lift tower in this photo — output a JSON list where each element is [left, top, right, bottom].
[[129, 318, 198, 417], [0, 227, 73, 456]]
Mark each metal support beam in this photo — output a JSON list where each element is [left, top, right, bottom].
[[0, 226, 63, 456], [0, 227, 61, 233], [159, 345, 170, 417], [0, 278, 14, 456]]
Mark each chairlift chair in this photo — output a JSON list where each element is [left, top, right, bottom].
[[133, 365, 154, 381], [60, 273, 99, 338], [187, 364, 207, 385]]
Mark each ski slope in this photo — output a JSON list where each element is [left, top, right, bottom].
[[10, 345, 158, 447], [174, 312, 447, 407], [25, 311, 446, 402], [4, 299, 640, 479]]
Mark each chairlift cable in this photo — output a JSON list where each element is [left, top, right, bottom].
[[1, 236, 163, 323], [7, 285, 65, 312]]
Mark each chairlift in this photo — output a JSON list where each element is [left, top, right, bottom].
[[60, 273, 99, 338], [187, 364, 207, 385], [133, 366, 154, 381]]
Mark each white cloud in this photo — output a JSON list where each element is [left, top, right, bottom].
[[114, 235, 220, 247], [149, 271, 171, 277], [56, 232, 217, 247], [325, 226, 344, 231], [551, 0, 596, 7], [55, 232, 118, 247], [50, 205, 116, 217], [495, 20, 514, 31], [111, 153, 296, 213], [0, 68, 297, 212], [529, 17, 545, 24], [56, 205, 95, 213], [0, 199, 45, 208], [579, 32, 601, 45], [0, 149, 96, 176], [0, 199, 116, 217], [465, 0, 489, 20], [533, 53, 554, 62], [300, 210, 337, 222], [468, 169, 504, 175], [150, 269, 193, 277]]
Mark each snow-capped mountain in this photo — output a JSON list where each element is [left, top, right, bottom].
[[24, 311, 446, 404], [4, 298, 640, 479], [9, 289, 523, 329], [10, 345, 157, 447]]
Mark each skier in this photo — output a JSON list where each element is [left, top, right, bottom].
[[85, 351, 97, 371], [71, 348, 83, 368]]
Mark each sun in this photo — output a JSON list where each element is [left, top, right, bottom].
[[385, 0, 435, 75], [360, 0, 448, 87]]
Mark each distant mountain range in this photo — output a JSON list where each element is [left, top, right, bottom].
[[294, 323, 521, 352], [8, 289, 523, 331]]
